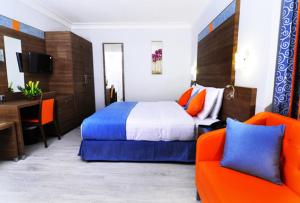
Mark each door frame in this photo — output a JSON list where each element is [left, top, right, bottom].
[[102, 43, 125, 105]]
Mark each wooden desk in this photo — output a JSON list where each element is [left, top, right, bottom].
[[0, 99, 40, 157], [0, 95, 76, 158], [0, 121, 18, 160]]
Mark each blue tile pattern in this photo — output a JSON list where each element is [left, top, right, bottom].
[[0, 15, 12, 28], [198, 27, 210, 42], [198, 0, 236, 42], [212, 1, 236, 30], [272, 0, 298, 116], [0, 15, 44, 39], [20, 23, 44, 39]]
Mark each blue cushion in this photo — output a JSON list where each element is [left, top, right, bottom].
[[221, 118, 285, 184], [184, 90, 199, 110]]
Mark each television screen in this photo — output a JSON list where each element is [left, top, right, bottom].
[[28, 52, 53, 73], [16, 52, 23, 72]]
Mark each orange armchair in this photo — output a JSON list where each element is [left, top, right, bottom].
[[195, 112, 300, 203]]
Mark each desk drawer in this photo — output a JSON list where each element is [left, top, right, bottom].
[[56, 95, 76, 134]]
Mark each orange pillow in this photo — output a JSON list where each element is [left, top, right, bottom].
[[178, 88, 193, 106], [186, 89, 206, 116]]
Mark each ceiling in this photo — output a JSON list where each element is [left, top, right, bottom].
[[20, 0, 210, 28]]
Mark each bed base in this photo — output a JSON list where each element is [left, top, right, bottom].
[[79, 140, 196, 163]]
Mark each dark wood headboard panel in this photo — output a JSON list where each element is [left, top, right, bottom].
[[220, 87, 257, 121], [196, 0, 256, 121], [197, 14, 235, 88]]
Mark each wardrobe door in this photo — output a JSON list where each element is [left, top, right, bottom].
[[71, 34, 95, 123], [45, 32, 74, 94], [83, 40, 95, 117], [71, 34, 86, 124]]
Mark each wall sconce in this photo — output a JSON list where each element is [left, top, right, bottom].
[[190, 64, 197, 81], [235, 50, 249, 70], [225, 85, 235, 100]]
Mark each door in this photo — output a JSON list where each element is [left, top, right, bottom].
[[83, 39, 95, 117], [102, 43, 125, 106], [72, 34, 95, 123]]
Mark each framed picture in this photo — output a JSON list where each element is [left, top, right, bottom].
[[151, 41, 163, 74]]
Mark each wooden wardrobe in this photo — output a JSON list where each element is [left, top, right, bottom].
[[45, 32, 95, 125]]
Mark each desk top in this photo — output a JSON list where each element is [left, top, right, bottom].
[[0, 121, 14, 130], [0, 94, 73, 109], [0, 99, 40, 109]]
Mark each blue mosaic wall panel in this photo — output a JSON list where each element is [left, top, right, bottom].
[[198, 0, 236, 42], [0, 15, 44, 39]]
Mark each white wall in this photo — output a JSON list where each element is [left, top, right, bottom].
[[72, 26, 192, 110], [192, 0, 282, 113], [0, 0, 69, 31], [235, 0, 282, 112]]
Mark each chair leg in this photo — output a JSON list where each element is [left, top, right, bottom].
[[54, 121, 61, 140], [196, 191, 201, 201], [39, 125, 48, 148]]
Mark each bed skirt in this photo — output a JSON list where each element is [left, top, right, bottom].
[[78, 140, 196, 163]]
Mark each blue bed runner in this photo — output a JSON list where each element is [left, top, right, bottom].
[[81, 102, 137, 140]]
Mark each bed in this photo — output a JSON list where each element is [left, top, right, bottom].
[[78, 84, 256, 163], [79, 101, 202, 162]]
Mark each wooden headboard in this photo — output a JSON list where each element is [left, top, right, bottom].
[[197, 14, 235, 88], [220, 87, 256, 121], [196, 0, 256, 121]]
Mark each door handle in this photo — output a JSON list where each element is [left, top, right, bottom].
[[84, 74, 88, 85]]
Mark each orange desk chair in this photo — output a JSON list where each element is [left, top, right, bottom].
[[23, 92, 61, 148]]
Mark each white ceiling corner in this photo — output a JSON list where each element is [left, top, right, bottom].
[[19, 0, 72, 29]]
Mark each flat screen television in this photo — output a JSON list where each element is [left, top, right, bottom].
[[28, 52, 53, 73], [16, 52, 23, 72]]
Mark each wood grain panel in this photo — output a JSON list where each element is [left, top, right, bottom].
[[45, 32, 74, 94], [220, 87, 257, 121], [0, 122, 18, 160], [0, 26, 49, 94], [197, 15, 235, 88], [2, 106, 23, 157], [55, 95, 75, 134], [196, 0, 256, 121], [72, 34, 95, 122], [45, 32, 95, 125], [231, 0, 241, 82]]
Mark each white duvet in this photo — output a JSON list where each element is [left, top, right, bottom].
[[126, 101, 195, 141]]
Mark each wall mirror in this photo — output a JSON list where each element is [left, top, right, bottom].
[[4, 36, 24, 92], [103, 43, 125, 106]]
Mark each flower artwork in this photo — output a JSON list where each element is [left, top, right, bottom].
[[151, 41, 163, 74]]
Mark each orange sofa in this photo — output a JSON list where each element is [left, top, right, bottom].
[[195, 112, 300, 203]]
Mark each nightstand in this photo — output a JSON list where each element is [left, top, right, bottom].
[[196, 120, 227, 140]]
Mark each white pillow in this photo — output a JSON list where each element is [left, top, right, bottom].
[[192, 84, 205, 95], [197, 87, 219, 120], [210, 88, 224, 119]]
